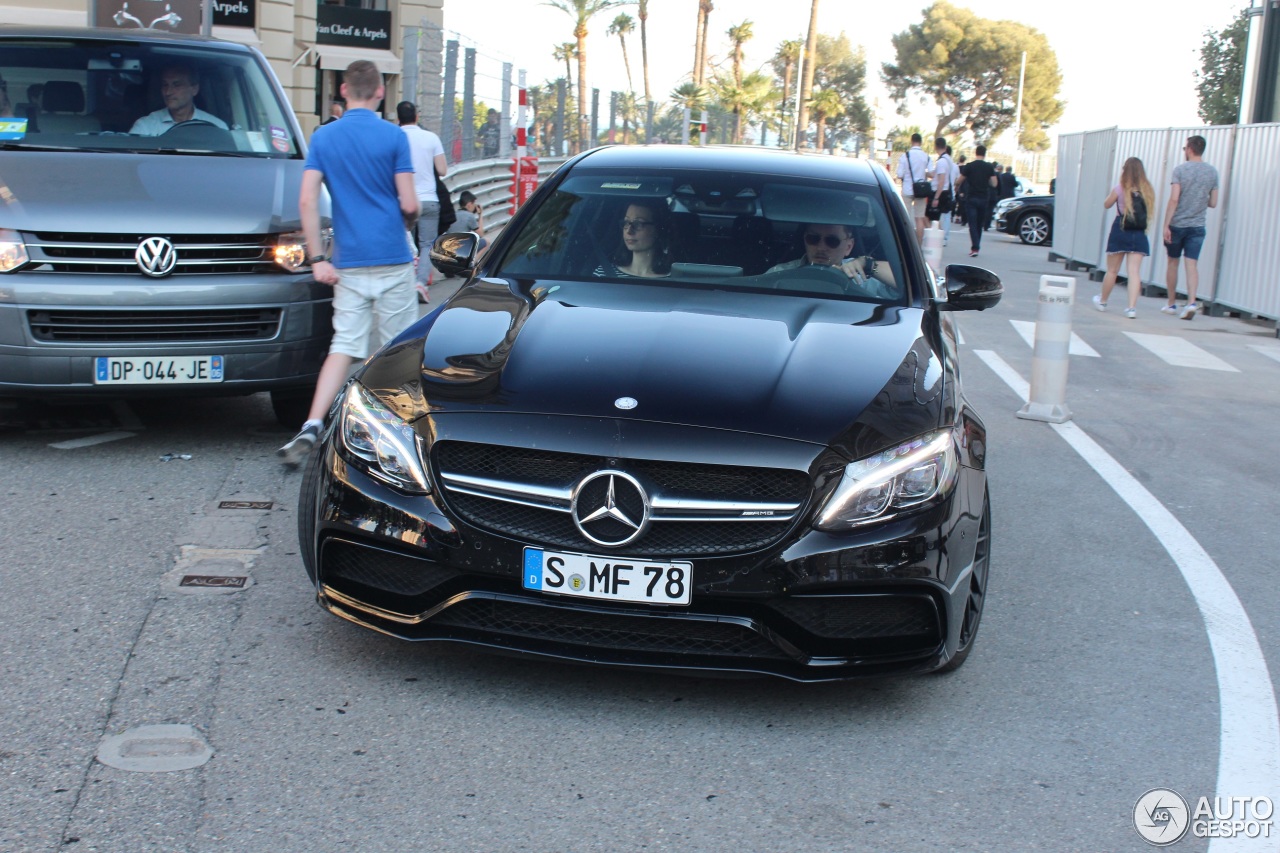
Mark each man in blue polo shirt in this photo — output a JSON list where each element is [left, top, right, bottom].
[[278, 59, 419, 467]]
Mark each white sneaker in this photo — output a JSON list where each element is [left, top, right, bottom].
[[1181, 302, 1199, 320], [278, 422, 320, 468], [1160, 304, 1180, 315], [1124, 308, 1137, 319], [1092, 295, 1106, 312]]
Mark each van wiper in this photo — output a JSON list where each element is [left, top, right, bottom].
[[0, 141, 99, 152], [152, 148, 261, 158]]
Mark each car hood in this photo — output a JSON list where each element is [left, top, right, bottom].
[[0, 152, 309, 234], [362, 277, 947, 455]]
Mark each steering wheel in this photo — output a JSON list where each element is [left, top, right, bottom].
[[772, 263, 849, 295], [163, 120, 217, 132]]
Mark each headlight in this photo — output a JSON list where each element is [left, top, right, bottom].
[[999, 200, 1025, 213], [0, 229, 29, 273], [273, 227, 333, 273], [338, 382, 431, 494], [813, 431, 958, 530]]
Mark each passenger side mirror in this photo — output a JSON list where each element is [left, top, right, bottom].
[[429, 232, 479, 279], [939, 264, 1002, 311]]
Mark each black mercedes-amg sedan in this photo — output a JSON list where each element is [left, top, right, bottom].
[[297, 145, 1002, 681]]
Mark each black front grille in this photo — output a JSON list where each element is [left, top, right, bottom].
[[27, 307, 282, 343], [26, 232, 275, 275], [432, 597, 790, 659], [770, 596, 939, 641], [323, 538, 457, 597], [435, 441, 811, 558], [447, 492, 786, 557]]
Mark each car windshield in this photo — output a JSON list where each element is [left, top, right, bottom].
[[494, 168, 909, 304], [0, 38, 301, 158]]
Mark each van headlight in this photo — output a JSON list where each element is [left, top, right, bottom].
[[338, 383, 431, 494], [273, 228, 332, 273], [0, 229, 29, 273], [813, 431, 958, 530]]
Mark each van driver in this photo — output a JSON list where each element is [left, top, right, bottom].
[[130, 64, 228, 135]]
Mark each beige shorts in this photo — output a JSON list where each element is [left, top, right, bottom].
[[329, 262, 417, 359], [902, 194, 929, 218]]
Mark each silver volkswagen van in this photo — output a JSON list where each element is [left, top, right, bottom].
[[0, 26, 330, 423]]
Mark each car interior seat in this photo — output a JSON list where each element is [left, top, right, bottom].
[[39, 81, 100, 134]]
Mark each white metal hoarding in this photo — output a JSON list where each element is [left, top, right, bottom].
[[1216, 123, 1280, 319]]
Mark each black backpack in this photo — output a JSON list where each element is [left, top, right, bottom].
[[1122, 190, 1147, 231]]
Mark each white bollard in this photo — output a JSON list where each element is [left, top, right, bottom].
[[922, 221, 944, 277], [1017, 275, 1076, 423]]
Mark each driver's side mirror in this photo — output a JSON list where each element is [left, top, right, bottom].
[[939, 264, 1002, 311], [429, 232, 479, 279]]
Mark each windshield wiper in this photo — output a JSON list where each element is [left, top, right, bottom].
[[152, 148, 268, 158]]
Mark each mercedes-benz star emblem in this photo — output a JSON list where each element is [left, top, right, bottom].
[[614, 397, 638, 410], [135, 236, 177, 277], [571, 470, 650, 547]]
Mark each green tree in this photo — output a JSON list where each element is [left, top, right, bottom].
[[795, 0, 820, 150], [809, 88, 844, 151], [637, 0, 652, 103], [771, 39, 803, 144], [1197, 7, 1249, 125], [670, 81, 709, 111], [712, 70, 776, 144], [882, 0, 1064, 151], [552, 42, 577, 90], [808, 34, 871, 151], [887, 125, 925, 152], [545, 0, 630, 153], [608, 13, 636, 94]]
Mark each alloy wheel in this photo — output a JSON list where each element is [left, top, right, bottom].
[[1018, 213, 1050, 245]]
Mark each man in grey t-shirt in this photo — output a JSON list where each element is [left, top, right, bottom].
[[1161, 135, 1219, 320]]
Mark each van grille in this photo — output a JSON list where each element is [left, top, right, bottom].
[[27, 307, 282, 343], [24, 232, 277, 275]]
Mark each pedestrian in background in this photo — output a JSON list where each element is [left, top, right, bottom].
[[1160, 134, 1219, 320], [953, 154, 968, 226], [1093, 156, 1155, 319], [456, 189, 487, 251], [927, 137, 956, 247], [278, 60, 419, 467], [397, 100, 447, 303], [896, 132, 932, 244], [955, 145, 997, 257]]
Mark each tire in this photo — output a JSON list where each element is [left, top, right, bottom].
[[270, 387, 312, 427], [297, 439, 323, 585], [937, 492, 991, 673], [1017, 212, 1051, 246]]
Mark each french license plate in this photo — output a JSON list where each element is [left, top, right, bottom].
[[94, 356, 224, 385], [523, 548, 692, 606]]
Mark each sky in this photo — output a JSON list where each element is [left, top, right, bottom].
[[442, 0, 1247, 148]]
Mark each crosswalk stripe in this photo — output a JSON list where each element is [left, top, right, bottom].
[[1248, 345, 1280, 365], [1123, 332, 1240, 372], [1008, 319, 1100, 357]]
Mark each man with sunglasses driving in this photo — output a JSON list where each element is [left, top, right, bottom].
[[766, 223, 897, 299]]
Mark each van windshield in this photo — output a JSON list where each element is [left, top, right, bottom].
[[0, 38, 301, 158]]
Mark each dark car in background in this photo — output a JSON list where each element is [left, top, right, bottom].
[[0, 27, 331, 424], [995, 194, 1054, 246], [298, 146, 1002, 681]]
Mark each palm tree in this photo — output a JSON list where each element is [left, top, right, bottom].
[[617, 91, 640, 143], [692, 0, 714, 87], [809, 88, 844, 151], [545, 0, 628, 153], [670, 81, 708, 112], [552, 42, 577, 90], [773, 39, 802, 144], [637, 0, 652, 104], [713, 71, 774, 145], [608, 13, 636, 94], [727, 20, 753, 87], [795, 0, 819, 150]]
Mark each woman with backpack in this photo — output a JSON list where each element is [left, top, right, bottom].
[[1093, 157, 1155, 319]]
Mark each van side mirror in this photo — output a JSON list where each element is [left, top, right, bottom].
[[939, 264, 1002, 311], [429, 232, 479, 279]]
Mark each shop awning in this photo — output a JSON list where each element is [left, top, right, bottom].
[[312, 44, 402, 75]]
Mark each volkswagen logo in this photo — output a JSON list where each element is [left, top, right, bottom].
[[135, 237, 177, 277], [571, 470, 650, 547]]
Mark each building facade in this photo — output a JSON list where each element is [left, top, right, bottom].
[[0, 0, 443, 135]]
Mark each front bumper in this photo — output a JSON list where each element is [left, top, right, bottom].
[[302, 434, 989, 682], [0, 272, 332, 396]]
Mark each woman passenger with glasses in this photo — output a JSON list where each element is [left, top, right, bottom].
[[593, 201, 672, 278]]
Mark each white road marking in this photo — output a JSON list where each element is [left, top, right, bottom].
[[1009, 319, 1100, 357], [974, 349, 1279, 851], [1248, 345, 1280, 365], [49, 431, 137, 450], [1123, 331, 1240, 372]]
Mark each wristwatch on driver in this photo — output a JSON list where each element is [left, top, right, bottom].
[[307, 254, 330, 264]]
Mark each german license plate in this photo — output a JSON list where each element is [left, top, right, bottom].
[[94, 356, 224, 385], [522, 547, 692, 606]]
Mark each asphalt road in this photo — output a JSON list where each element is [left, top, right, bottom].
[[2, 233, 1277, 852]]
